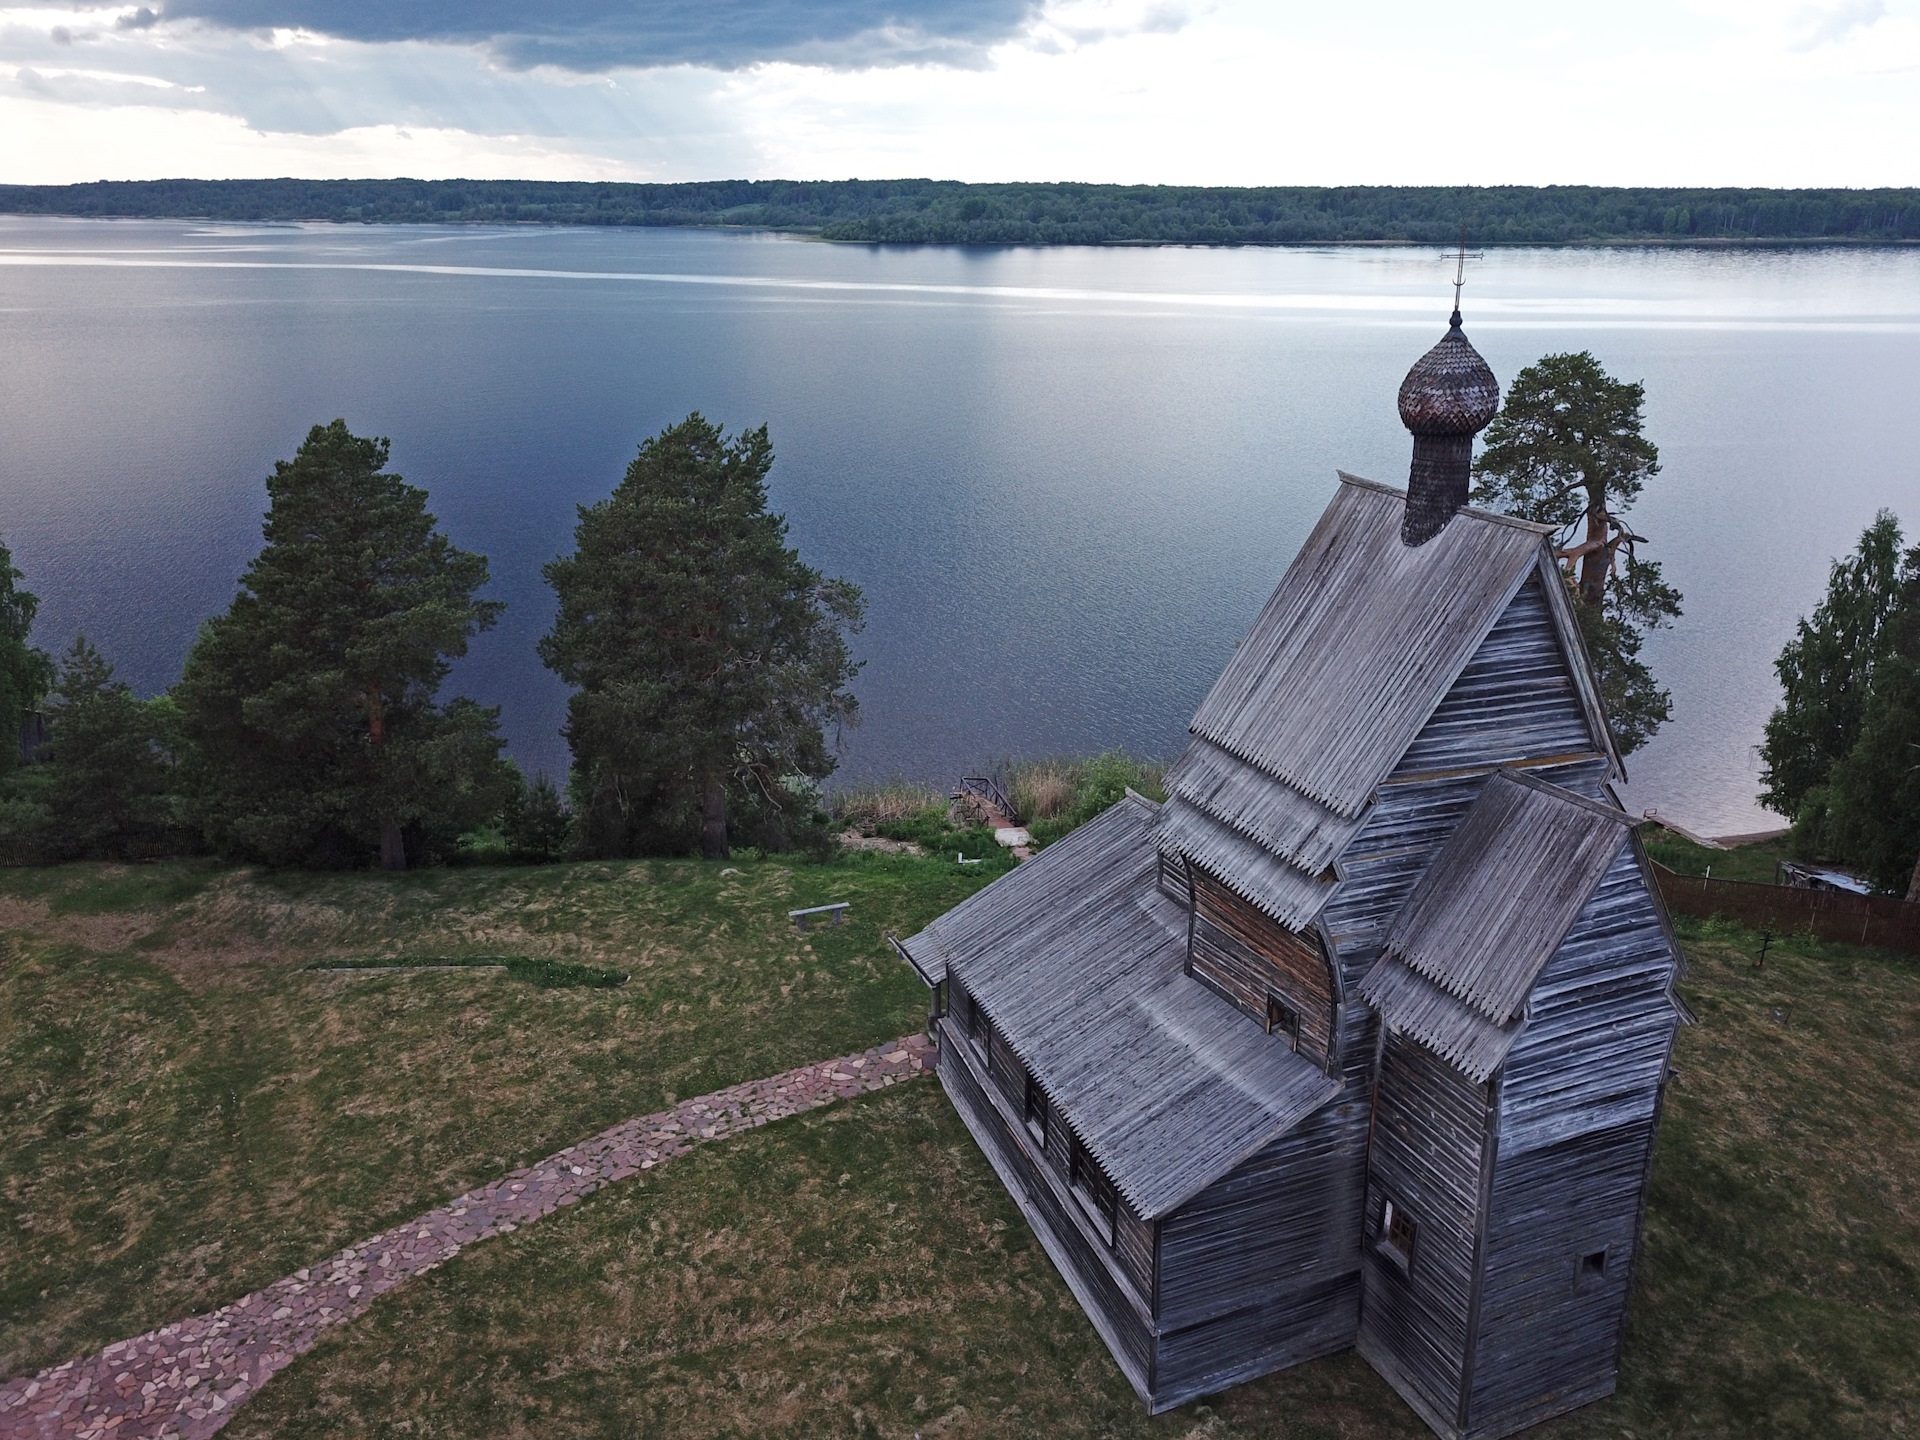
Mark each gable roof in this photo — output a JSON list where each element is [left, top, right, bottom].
[[1186, 475, 1567, 820], [1373, 770, 1632, 1025], [1358, 955, 1524, 1084], [903, 795, 1339, 1221]]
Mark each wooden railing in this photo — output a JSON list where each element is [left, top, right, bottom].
[[1650, 863, 1920, 956], [954, 775, 1017, 825]]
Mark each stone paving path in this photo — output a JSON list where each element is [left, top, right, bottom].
[[0, 1034, 935, 1440]]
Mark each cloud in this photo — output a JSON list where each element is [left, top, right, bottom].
[[116, 7, 160, 29], [153, 0, 1042, 71], [1791, 0, 1885, 49]]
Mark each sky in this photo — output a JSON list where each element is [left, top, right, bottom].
[[1, 0, 1917, 186]]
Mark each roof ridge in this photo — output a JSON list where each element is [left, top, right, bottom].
[[1489, 767, 1633, 824], [1335, 470, 1559, 536]]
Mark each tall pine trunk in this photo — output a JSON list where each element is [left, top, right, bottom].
[[1577, 488, 1610, 608], [701, 773, 729, 860], [368, 682, 406, 871]]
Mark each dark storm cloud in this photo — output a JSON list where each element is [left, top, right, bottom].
[[154, 0, 1042, 70]]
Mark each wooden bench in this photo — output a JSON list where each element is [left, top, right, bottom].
[[789, 902, 850, 933]]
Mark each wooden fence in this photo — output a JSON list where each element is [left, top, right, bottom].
[[1651, 864, 1920, 957]]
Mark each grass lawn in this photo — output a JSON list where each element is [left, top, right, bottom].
[[0, 849, 1011, 1380], [1643, 826, 1793, 885], [4, 851, 1917, 1438]]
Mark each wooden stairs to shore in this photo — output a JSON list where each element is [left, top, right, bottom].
[[951, 777, 1034, 861]]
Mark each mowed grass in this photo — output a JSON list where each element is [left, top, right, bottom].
[[5, 855, 1918, 1438], [221, 914, 1920, 1440], [226, 1081, 1420, 1440], [0, 850, 1011, 1380]]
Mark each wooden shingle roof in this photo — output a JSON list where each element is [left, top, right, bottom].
[[1187, 475, 1562, 821], [904, 795, 1339, 1220], [1356, 772, 1644, 1081]]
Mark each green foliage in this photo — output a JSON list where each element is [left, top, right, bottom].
[[0, 535, 54, 777], [0, 766, 52, 866], [8, 179, 1920, 245], [35, 636, 182, 861], [1569, 570, 1679, 756], [1792, 558, 1920, 894], [1760, 512, 1911, 819], [174, 421, 514, 869], [1471, 352, 1679, 755], [503, 770, 575, 862], [872, 806, 1009, 864], [1472, 352, 1662, 535], [1639, 826, 1789, 885], [1009, 751, 1168, 848], [540, 413, 864, 860], [1816, 651, 1920, 894]]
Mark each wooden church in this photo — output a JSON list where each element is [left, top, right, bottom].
[[894, 303, 1690, 1440]]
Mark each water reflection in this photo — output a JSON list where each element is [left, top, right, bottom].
[[3, 218, 1917, 835]]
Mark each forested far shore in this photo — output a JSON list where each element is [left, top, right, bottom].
[[4, 179, 1919, 245]]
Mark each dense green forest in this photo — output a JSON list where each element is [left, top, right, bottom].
[[3, 179, 1917, 244]]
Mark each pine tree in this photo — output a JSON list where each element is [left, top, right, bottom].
[[175, 421, 512, 868], [0, 536, 53, 773], [503, 770, 574, 862], [1471, 352, 1680, 754], [1774, 527, 1920, 896], [540, 414, 864, 859], [1759, 512, 1910, 819], [40, 635, 178, 860]]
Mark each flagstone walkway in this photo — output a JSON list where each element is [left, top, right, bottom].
[[0, 1034, 936, 1440]]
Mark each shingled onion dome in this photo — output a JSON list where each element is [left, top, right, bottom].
[[1396, 307, 1500, 546]]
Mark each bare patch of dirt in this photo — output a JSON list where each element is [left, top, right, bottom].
[[837, 830, 923, 856]]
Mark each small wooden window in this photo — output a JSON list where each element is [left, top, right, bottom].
[[1024, 1075, 1049, 1146], [965, 989, 990, 1056], [1266, 993, 1300, 1049], [1069, 1138, 1118, 1245], [1576, 1247, 1609, 1288], [1380, 1197, 1416, 1270], [930, 979, 948, 1019]]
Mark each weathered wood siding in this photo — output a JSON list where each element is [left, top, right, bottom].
[[1152, 1098, 1369, 1403], [1356, 1031, 1493, 1431], [1394, 575, 1596, 776], [1356, 841, 1680, 1439], [1459, 845, 1680, 1437], [1188, 872, 1338, 1067], [1495, 847, 1677, 1153], [946, 977, 1159, 1304], [1320, 572, 1612, 1089], [1158, 850, 1193, 908], [1144, 568, 1616, 1417], [933, 1014, 1160, 1400], [1465, 1118, 1656, 1436]]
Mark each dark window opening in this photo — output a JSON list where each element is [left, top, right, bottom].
[[965, 989, 990, 1057], [930, 979, 948, 1019], [1380, 1197, 1415, 1270], [1069, 1138, 1118, 1246], [1577, 1247, 1609, 1287], [1024, 1075, 1049, 1146], [1266, 993, 1300, 1048]]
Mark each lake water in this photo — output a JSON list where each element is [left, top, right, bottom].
[[4, 217, 1918, 837]]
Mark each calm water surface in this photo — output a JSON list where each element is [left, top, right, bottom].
[[4, 217, 1919, 835]]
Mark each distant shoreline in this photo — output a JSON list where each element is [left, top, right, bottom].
[[4, 179, 1917, 248]]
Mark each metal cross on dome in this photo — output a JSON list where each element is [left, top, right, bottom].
[[1451, 224, 1468, 324]]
